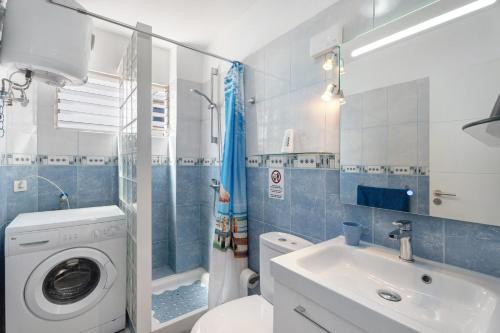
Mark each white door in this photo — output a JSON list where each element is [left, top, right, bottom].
[[24, 247, 117, 321]]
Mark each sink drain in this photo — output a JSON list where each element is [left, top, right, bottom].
[[377, 289, 402, 302]]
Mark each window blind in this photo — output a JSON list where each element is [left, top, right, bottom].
[[56, 73, 120, 133], [56, 73, 169, 135], [152, 85, 168, 137]]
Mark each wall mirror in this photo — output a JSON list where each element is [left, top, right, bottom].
[[340, 78, 429, 216], [339, 1, 500, 226]]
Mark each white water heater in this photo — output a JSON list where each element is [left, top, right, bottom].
[[1, 0, 93, 87]]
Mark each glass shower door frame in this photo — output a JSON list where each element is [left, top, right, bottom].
[[118, 22, 153, 333]]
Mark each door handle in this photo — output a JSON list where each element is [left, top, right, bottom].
[[293, 305, 331, 333], [433, 190, 457, 197]]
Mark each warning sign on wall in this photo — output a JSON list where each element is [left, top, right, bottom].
[[268, 168, 285, 200]]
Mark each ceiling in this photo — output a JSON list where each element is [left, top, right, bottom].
[[78, 0, 261, 48], [77, 0, 340, 54]]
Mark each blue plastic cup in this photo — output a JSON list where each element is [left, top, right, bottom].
[[343, 222, 362, 246]]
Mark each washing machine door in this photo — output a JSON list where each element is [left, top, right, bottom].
[[24, 247, 117, 321]]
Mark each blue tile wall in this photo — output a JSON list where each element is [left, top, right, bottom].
[[77, 166, 118, 208], [38, 166, 77, 211], [169, 165, 206, 274], [152, 166, 169, 270], [200, 166, 219, 271], [0, 165, 119, 225], [340, 171, 427, 215], [4, 166, 38, 221], [291, 169, 325, 242], [247, 167, 500, 278]]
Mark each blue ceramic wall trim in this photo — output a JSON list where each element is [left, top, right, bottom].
[[247, 167, 500, 278]]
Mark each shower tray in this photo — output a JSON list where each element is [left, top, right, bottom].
[[151, 268, 209, 333]]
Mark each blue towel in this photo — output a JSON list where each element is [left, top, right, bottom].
[[357, 185, 410, 212]]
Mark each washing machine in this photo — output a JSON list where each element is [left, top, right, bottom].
[[5, 205, 127, 333]]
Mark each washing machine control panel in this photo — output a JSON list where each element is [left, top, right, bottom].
[[6, 219, 127, 256]]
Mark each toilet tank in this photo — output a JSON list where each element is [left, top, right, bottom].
[[259, 232, 312, 304]]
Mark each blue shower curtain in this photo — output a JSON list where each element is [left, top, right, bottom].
[[213, 62, 247, 258], [209, 62, 247, 307]]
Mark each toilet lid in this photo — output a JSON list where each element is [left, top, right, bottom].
[[191, 295, 273, 333]]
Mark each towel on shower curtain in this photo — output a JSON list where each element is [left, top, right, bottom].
[[209, 62, 248, 308]]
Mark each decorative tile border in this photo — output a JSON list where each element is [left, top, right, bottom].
[[389, 166, 417, 175], [341, 164, 430, 176], [40, 155, 75, 165], [152, 155, 169, 165], [246, 153, 340, 169], [0, 154, 119, 166], [173, 157, 221, 166], [7, 154, 36, 165], [80, 156, 118, 166], [364, 165, 386, 174], [342, 165, 361, 173], [177, 157, 198, 166]]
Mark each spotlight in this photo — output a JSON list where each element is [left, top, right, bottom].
[[322, 53, 335, 71], [322, 83, 336, 102]]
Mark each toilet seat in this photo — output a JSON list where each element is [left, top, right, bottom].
[[191, 295, 273, 333]]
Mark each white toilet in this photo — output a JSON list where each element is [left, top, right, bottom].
[[191, 232, 312, 333]]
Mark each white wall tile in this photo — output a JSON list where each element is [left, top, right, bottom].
[[362, 126, 388, 166], [325, 101, 341, 154], [340, 128, 362, 165], [417, 78, 430, 124], [177, 118, 201, 157], [387, 123, 418, 166], [152, 137, 169, 156], [387, 80, 418, 125], [290, 19, 326, 92], [264, 93, 291, 154], [5, 83, 37, 155], [341, 93, 363, 130], [245, 101, 266, 156], [177, 79, 202, 121], [363, 87, 387, 128], [265, 34, 291, 99], [78, 132, 117, 156], [418, 122, 429, 168], [431, 120, 500, 174]]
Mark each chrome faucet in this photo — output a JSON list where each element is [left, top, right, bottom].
[[389, 220, 414, 262]]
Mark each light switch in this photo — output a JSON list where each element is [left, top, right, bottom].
[[14, 180, 27, 192]]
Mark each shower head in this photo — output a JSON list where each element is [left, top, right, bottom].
[[190, 88, 215, 107]]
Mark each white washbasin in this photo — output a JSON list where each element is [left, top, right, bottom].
[[271, 236, 500, 333]]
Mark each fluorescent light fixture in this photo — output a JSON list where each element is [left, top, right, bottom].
[[351, 0, 496, 57]]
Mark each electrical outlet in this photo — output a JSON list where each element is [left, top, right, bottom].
[[14, 180, 27, 192]]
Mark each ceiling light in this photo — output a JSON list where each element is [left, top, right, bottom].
[[352, 0, 497, 57]]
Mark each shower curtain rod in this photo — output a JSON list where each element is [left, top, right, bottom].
[[47, 0, 237, 64]]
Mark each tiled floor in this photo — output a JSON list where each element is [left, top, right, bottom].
[[153, 265, 175, 280], [152, 280, 208, 323]]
